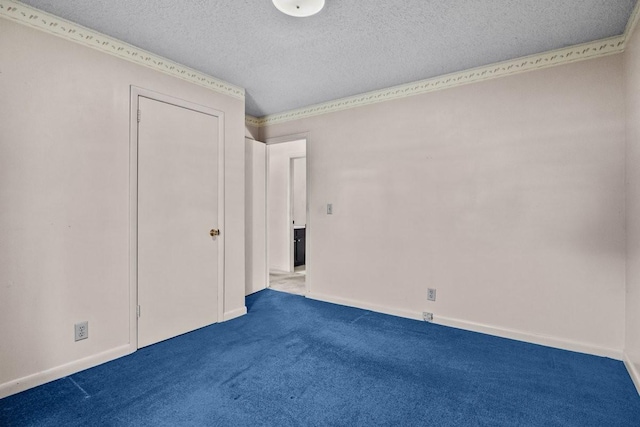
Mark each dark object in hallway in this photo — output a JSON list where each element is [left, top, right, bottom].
[[294, 226, 305, 267], [1, 290, 639, 426]]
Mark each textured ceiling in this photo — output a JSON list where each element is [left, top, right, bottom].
[[20, 0, 638, 117]]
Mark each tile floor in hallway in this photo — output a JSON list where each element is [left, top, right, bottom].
[[269, 266, 305, 295]]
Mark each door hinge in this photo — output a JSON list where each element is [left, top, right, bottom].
[[137, 109, 141, 123], [137, 305, 141, 318]]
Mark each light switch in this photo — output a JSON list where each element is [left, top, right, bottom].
[[327, 203, 333, 215]]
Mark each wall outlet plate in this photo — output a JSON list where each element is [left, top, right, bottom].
[[423, 312, 433, 322], [427, 288, 437, 301], [75, 321, 88, 341]]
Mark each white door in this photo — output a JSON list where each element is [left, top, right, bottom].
[[137, 95, 220, 348]]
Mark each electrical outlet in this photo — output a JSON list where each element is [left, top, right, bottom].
[[423, 312, 433, 322], [75, 321, 88, 341], [427, 288, 437, 301]]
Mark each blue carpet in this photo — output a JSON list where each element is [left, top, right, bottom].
[[1, 289, 639, 426]]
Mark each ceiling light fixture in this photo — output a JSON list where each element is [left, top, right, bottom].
[[272, 0, 325, 17]]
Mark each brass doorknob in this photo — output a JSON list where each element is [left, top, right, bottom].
[[210, 229, 220, 237]]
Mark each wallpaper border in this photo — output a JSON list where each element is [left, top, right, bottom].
[[250, 36, 626, 127]]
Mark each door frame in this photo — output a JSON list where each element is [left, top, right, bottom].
[[289, 155, 306, 272], [265, 133, 309, 295], [129, 86, 225, 349]]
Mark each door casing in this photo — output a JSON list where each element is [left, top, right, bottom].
[[289, 155, 307, 272], [265, 133, 309, 295]]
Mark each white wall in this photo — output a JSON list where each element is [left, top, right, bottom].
[[0, 19, 246, 397], [245, 138, 267, 295], [625, 19, 640, 390], [293, 158, 307, 226], [262, 54, 626, 358], [246, 123, 260, 140], [267, 140, 306, 272]]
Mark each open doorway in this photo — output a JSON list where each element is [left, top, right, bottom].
[[266, 138, 307, 296]]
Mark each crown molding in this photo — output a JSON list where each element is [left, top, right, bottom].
[[0, 0, 244, 100], [245, 115, 261, 127], [247, 35, 625, 127]]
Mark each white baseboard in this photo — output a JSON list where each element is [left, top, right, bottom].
[[624, 353, 640, 395], [306, 292, 623, 360], [1, 308, 247, 399], [306, 292, 424, 321], [435, 315, 622, 360], [0, 344, 134, 399], [223, 306, 247, 322]]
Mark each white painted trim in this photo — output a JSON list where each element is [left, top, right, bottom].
[[128, 86, 139, 350], [0, 0, 244, 100], [217, 110, 226, 323], [306, 292, 426, 321], [223, 306, 247, 322], [265, 146, 271, 282], [303, 138, 311, 296], [247, 36, 625, 127], [305, 292, 623, 360], [288, 154, 306, 272], [434, 315, 623, 360], [0, 344, 134, 399], [624, 353, 640, 395], [264, 142, 270, 293], [129, 86, 226, 344], [288, 157, 295, 273]]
